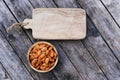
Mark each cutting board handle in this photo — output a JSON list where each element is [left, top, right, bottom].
[[7, 22, 29, 33], [23, 19, 32, 29]]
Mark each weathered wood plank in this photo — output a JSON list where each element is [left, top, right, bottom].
[[0, 0, 58, 80], [29, 0, 56, 8], [0, 63, 11, 80], [0, 31, 33, 80], [28, 0, 46, 8], [29, 0, 110, 80], [100, 0, 120, 27], [77, 0, 120, 62], [49, 41, 83, 80], [82, 18, 120, 80], [3, 0, 84, 80], [58, 41, 108, 80], [51, 0, 120, 80], [29, 0, 57, 8]]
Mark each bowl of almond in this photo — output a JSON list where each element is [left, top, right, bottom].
[[27, 41, 58, 72]]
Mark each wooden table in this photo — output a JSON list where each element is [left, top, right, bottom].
[[0, 0, 120, 80]]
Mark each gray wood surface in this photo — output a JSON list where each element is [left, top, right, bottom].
[[20, 0, 107, 80], [77, 0, 120, 62], [34, 1, 108, 80], [0, 0, 120, 80], [0, 63, 11, 80], [51, 0, 120, 80], [0, 0, 57, 80], [0, 30, 33, 80], [3, 0, 83, 80], [100, 0, 120, 27]]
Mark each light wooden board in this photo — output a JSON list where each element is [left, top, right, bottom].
[[3, 0, 84, 80], [50, 0, 120, 80], [23, 8, 86, 39], [2, 0, 120, 80], [38, 1, 108, 80], [1, 0, 58, 80]]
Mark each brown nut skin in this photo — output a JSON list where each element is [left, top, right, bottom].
[[49, 63, 55, 68], [41, 47, 47, 52], [50, 50, 54, 57], [45, 58, 49, 64], [34, 45, 39, 50], [39, 53, 45, 59], [28, 41, 58, 72], [48, 46, 53, 51], [29, 54, 39, 60], [45, 67, 50, 71], [37, 50, 41, 55], [48, 56, 54, 62], [45, 50, 49, 55], [31, 59, 37, 67], [36, 66, 40, 70], [39, 44, 45, 49]]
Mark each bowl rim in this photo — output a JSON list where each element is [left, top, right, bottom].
[[27, 41, 58, 72]]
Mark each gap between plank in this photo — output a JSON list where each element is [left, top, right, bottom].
[[52, 0, 119, 80], [51, 0, 109, 79], [28, 0, 35, 8], [76, 0, 120, 64], [1, 0, 39, 79], [0, 62, 13, 80], [25, 0, 120, 80], [0, 28, 35, 80], [42, 0, 108, 80], [2, 0, 117, 79], [28, 0, 84, 79], [2, 0, 34, 43], [26, 0, 85, 79], [100, 0, 120, 28], [80, 41, 109, 80], [2, 0, 59, 80]]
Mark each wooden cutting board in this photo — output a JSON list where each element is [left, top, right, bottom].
[[23, 8, 86, 40]]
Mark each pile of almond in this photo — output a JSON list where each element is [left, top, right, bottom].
[[29, 42, 58, 71]]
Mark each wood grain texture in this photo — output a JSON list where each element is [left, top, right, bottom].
[[53, 0, 120, 80], [23, 8, 86, 39], [77, 0, 120, 64], [0, 31, 33, 80], [29, 0, 56, 8], [100, 0, 120, 27], [2, 0, 120, 80], [82, 19, 120, 80], [0, 63, 11, 80], [29, 0, 110, 80], [50, 41, 83, 80], [3, 0, 83, 80], [1, 0, 58, 80]]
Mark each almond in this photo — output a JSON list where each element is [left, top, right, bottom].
[[37, 50, 41, 55], [39, 53, 45, 59], [36, 66, 40, 70], [50, 50, 54, 57], [41, 47, 47, 51], [31, 59, 37, 67], [39, 44, 45, 49], [48, 46, 53, 51], [45, 58, 49, 64], [29, 42, 57, 71], [46, 50, 49, 55]]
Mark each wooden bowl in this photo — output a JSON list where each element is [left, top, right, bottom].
[[27, 41, 58, 72]]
